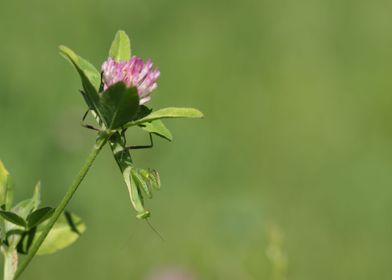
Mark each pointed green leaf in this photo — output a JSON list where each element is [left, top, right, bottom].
[[0, 211, 26, 227], [27, 207, 54, 229], [125, 107, 204, 128], [140, 120, 173, 141], [0, 161, 13, 210], [109, 30, 131, 61], [59, 45, 101, 90], [36, 212, 86, 255], [99, 82, 140, 129], [59, 46, 104, 123]]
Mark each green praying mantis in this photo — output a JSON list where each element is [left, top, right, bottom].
[[81, 104, 162, 220]]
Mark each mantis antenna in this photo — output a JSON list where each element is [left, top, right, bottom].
[[146, 219, 165, 242]]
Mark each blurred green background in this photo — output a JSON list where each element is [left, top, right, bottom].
[[1, 0, 392, 279]]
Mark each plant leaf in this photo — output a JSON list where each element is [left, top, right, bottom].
[[5, 201, 31, 249], [140, 120, 173, 141], [5, 186, 43, 249], [125, 107, 204, 128], [59, 46, 101, 91], [109, 30, 131, 61], [98, 82, 140, 129], [36, 212, 86, 255], [0, 160, 13, 210], [133, 105, 152, 121], [27, 207, 54, 229], [59, 46, 104, 122], [0, 211, 26, 227]]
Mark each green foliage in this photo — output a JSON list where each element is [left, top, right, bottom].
[[5, 187, 41, 250], [36, 212, 86, 255], [60, 34, 203, 134], [109, 30, 131, 62], [59, 46, 101, 91], [0, 163, 85, 268], [60, 47, 141, 130], [59, 46, 103, 120], [125, 107, 204, 128], [132, 105, 152, 121], [3, 1, 392, 278], [26, 207, 54, 229], [99, 82, 140, 129], [140, 120, 173, 141], [0, 211, 26, 227]]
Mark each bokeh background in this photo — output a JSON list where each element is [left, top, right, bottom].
[[1, 0, 392, 279]]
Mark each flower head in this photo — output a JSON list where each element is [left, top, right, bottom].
[[101, 56, 160, 105]]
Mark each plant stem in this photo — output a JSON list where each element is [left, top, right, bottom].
[[2, 248, 17, 280], [14, 135, 109, 279]]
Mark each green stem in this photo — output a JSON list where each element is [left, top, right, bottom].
[[14, 135, 109, 279], [2, 248, 17, 280]]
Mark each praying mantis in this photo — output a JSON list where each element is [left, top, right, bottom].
[[81, 87, 161, 221]]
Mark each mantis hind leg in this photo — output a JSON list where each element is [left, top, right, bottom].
[[81, 109, 100, 132], [125, 133, 154, 151]]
